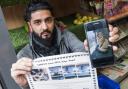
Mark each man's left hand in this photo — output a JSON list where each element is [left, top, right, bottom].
[[84, 25, 120, 51]]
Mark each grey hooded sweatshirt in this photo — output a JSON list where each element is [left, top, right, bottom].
[[17, 26, 86, 89]]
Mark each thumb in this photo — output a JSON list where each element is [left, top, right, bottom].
[[112, 45, 118, 52], [84, 40, 89, 51]]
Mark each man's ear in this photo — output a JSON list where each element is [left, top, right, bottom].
[[27, 22, 33, 33]]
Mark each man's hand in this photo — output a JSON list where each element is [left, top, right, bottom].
[[11, 57, 32, 87], [84, 25, 119, 51]]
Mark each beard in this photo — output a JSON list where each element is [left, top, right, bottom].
[[32, 28, 56, 47], [30, 28, 59, 57], [32, 29, 52, 41], [32, 31, 52, 47], [40, 30, 52, 39]]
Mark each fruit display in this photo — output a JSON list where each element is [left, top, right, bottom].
[[73, 13, 100, 25]]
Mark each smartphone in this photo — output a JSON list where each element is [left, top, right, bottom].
[[84, 19, 115, 68]]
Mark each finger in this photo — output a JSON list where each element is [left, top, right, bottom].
[[109, 34, 119, 42], [84, 40, 88, 51], [11, 63, 32, 72], [20, 60, 33, 67], [109, 27, 119, 37], [16, 58, 33, 68], [17, 57, 32, 64], [112, 45, 118, 52], [108, 24, 113, 32], [11, 70, 28, 78]]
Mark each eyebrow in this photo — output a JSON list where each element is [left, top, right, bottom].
[[34, 16, 53, 21], [33, 19, 42, 23]]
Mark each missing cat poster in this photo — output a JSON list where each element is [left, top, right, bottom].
[[26, 52, 99, 89]]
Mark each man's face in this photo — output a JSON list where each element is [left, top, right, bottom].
[[28, 10, 54, 39]]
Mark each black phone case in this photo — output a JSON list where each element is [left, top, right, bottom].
[[84, 19, 115, 68]]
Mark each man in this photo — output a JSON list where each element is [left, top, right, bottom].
[[11, 1, 119, 89]]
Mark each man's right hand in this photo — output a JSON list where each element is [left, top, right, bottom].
[[11, 57, 32, 87]]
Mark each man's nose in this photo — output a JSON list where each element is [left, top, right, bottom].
[[41, 22, 48, 30]]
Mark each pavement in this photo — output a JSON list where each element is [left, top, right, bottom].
[[0, 84, 2, 89]]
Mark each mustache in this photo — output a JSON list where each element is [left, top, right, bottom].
[[41, 30, 51, 34], [40, 30, 51, 35]]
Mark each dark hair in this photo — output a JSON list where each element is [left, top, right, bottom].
[[24, 0, 53, 22]]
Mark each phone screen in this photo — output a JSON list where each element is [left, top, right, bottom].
[[84, 19, 114, 67]]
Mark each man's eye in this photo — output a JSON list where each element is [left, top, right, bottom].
[[45, 17, 54, 24], [34, 21, 41, 25]]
